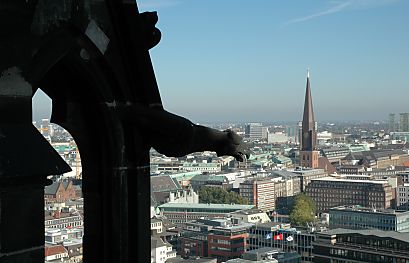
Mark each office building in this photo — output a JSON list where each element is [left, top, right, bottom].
[[239, 178, 277, 212], [226, 248, 301, 263], [305, 177, 393, 212], [389, 113, 396, 132], [397, 183, 409, 210], [299, 71, 319, 169], [400, 113, 409, 132], [179, 218, 252, 262], [245, 123, 264, 141], [269, 171, 302, 214], [208, 223, 250, 262], [157, 203, 254, 226], [329, 205, 409, 232], [247, 222, 315, 263], [291, 168, 327, 192], [313, 228, 409, 263]]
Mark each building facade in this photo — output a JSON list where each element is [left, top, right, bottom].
[[291, 168, 327, 192], [247, 222, 315, 263], [179, 218, 252, 262], [245, 123, 264, 141], [239, 178, 277, 212], [329, 205, 409, 232], [390, 113, 397, 132], [182, 162, 222, 173], [158, 203, 254, 226], [313, 228, 409, 263], [400, 113, 409, 132], [305, 177, 393, 212], [208, 225, 249, 262], [151, 236, 177, 263], [44, 181, 77, 203], [397, 183, 409, 210], [45, 211, 83, 229]]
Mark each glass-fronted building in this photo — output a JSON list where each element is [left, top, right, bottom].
[[329, 205, 409, 232]]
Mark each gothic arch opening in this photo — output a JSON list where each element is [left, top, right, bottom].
[[26, 27, 152, 261], [32, 88, 84, 261]]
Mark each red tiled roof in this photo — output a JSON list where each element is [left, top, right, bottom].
[[45, 245, 67, 257]]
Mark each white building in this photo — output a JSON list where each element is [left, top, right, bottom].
[[151, 218, 163, 234], [45, 228, 84, 244], [181, 162, 221, 173], [229, 209, 271, 224], [317, 131, 333, 144], [168, 188, 199, 204], [267, 132, 288, 144], [151, 237, 176, 263]]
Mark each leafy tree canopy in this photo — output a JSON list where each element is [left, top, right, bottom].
[[289, 193, 316, 227], [198, 186, 248, 205]]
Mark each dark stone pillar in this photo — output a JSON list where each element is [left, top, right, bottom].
[[0, 66, 70, 262], [0, 178, 46, 262]]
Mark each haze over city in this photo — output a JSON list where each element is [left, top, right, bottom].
[[33, 0, 409, 123]]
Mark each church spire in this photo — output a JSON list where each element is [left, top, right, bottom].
[[301, 69, 317, 151]]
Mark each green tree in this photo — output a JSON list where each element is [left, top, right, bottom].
[[289, 193, 316, 226], [198, 186, 248, 205]]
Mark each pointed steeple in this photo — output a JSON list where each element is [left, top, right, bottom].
[[301, 69, 317, 151], [302, 69, 315, 131]]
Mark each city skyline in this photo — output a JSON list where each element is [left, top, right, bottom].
[[33, 0, 409, 122]]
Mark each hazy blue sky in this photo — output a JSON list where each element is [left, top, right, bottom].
[[33, 0, 409, 123]]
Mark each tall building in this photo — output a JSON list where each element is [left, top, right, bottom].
[[299, 70, 319, 168], [389, 113, 396, 132], [245, 123, 263, 141], [239, 178, 277, 212], [400, 113, 409, 132]]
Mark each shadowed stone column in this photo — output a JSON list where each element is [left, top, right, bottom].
[[0, 66, 70, 262]]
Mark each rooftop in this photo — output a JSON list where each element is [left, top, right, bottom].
[[151, 175, 182, 193], [311, 176, 388, 184], [320, 228, 409, 243], [45, 245, 67, 257], [190, 174, 227, 182], [291, 168, 326, 175], [330, 205, 409, 215], [158, 203, 254, 210], [230, 209, 266, 215]]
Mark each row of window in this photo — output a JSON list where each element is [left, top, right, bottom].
[[45, 216, 81, 225]]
